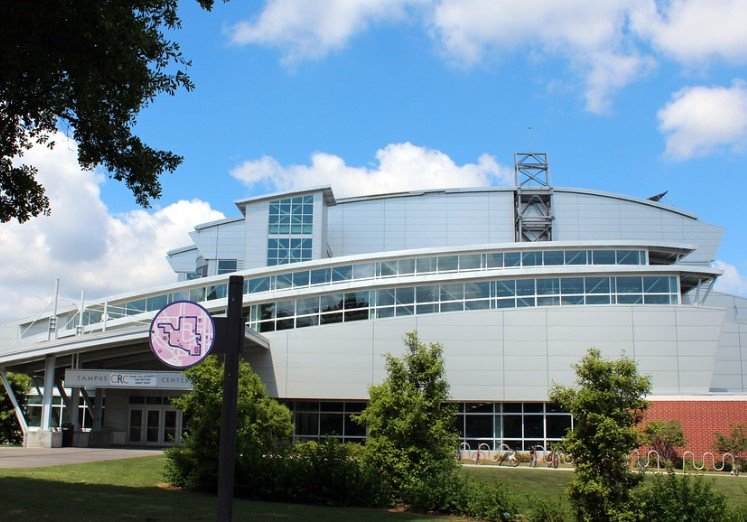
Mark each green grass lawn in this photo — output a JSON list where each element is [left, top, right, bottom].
[[0, 456, 451, 521], [463, 464, 747, 514], [2, 456, 745, 521]]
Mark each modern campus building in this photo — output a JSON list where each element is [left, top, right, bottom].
[[0, 153, 745, 453]]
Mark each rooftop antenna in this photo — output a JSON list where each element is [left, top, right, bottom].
[[514, 152, 553, 242]]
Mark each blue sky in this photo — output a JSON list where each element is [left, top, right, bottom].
[[3, 0, 747, 319]]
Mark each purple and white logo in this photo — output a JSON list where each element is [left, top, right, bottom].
[[149, 301, 216, 368]]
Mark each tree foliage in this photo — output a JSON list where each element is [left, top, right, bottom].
[[166, 355, 293, 491], [0, 372, 29, 444], [550, 348, 651, 522], [642, 419, 686, 464], [714, 424, 747, 472], [0, 0, 217, 223], [632, 469, 728, 522], [355, 331, 459, 510]]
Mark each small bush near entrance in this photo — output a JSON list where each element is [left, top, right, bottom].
[[0, 372, 29, 444]]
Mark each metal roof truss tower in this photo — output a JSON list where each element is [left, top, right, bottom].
[[514, 152, 553, 242]]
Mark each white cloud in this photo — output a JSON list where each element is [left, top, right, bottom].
[[0, 134, 224, 322], [714, 260, 747, 296], [630, 0, 747, 65], [227, 0, 423, 64], [657, 80, 747, 159], [230, 142, 513, 198], [430, 0, 650, 114]]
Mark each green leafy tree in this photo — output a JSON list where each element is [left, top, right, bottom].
[[632, 469, 727, 522], [355, 331, 459, 510], [550, 348, 651, 522], [642, 420, 686, 464], [0, 0, 219, 223], [0, 372, 30, 444], [166, 355, 293, 491], [713, 424, 747, 474]]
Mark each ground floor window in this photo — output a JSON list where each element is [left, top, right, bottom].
[[280, 400, 573, 450], [26, 394, 100, 430], [455, 402, 573, 451]]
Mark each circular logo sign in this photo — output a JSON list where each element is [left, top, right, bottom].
[[149, 301, 216, 369]]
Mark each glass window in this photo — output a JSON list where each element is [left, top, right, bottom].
[[395, 287, 415, 305], [146, 295, 168, 311], [276, 300, 295, 318], [206, 284, 227, 300], [504, 252, 521, 267], [440, 283, 464, 301], [465, 300, 490, 310], [295, 412, 319, 436], [522, 251, 542, 266], [332, 265, 352, 282], [344, 291, 369, 309], [378, 260, 398, 277], [217, 259, 238, 274], [440, 301, 464, 312], [516, 279, 535, 296], [189, 288, 205, 302], [561, 295, 585, 305], [561, 277, 584, 294], [293, 271, 310, 288], [486, 252, 503, 268], [296, 297, 319, 315], [321, 294, 343, 312], [644, 295, 671, 304], [276, 318, 294, 330], [643, 276, 670, 293], [310, 268, 330, 285], [616, 276, 642, 293], [460, 254, 482, 270], [546, 415, 572, 438], [465, 415, 494, 438], [319, 413, 344, 436], [376, 289, 395, 307], [464, 281, 491, 300], [246, 277, 270, 293], [398, 259, 415, 275], [517, 297, 535, 307], [617, 294, 643, 304], [502, 415, 522, 438], [537, 296, 560, 306], [259, 303, 275, 320], [565, 250, 587, 265], [344, 309, 369, 321], [497, 280, 515, 297], [523, 416, 544, 438], [353, 263, 376, 279], [543, 251, 564, 265], [616, 250, 641, 265], [536, 278, 560, 295], [275, 274, 293, 290], [395, 305, 414, 316], [592, 250, 616, 264], [320, 313, 343, 324], [296, 315, 319, 328], [376, 307, 394, 318], [438, 256, 459, 272], [585, 295, 611, 305], [416, 257, 437, 274], [585, 277, 610, 294], [416, 285, 438, 303]]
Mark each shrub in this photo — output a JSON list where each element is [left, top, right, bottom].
[[355, 332, 459, 511], [642, 420, 686, 464], [0, 372, 29, 444], [526, 497, 568, 522], [165, 355, 293, 491], [550, 348, 651, 521], [632, 468, 728, 521]]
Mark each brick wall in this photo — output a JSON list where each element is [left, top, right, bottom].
[[641, 400, 747, 455]]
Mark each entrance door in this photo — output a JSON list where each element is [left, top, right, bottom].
[[145, 410, 160, 443], [128, 405, 182, 446]]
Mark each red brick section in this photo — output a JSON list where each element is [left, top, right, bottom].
[[640, 400, 747, 455]]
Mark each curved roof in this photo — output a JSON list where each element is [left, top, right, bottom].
[[335, 186, 698, 219]]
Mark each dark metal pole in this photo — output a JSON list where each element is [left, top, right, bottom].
[[217, 275, 245, 521]]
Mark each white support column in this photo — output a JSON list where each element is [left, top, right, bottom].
[[69, 353, 81, 430], [40, 356, 56, 430], [93, 388, 105, 432], [0, 370, 28, 433]]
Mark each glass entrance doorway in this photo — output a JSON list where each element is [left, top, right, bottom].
[[128, 396, 183, 446]]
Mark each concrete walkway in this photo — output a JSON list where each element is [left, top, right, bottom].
[[0, 447, 163, 468]]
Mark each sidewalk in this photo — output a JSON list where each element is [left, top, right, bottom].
[[0, 446, 163, 468]]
